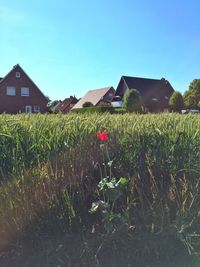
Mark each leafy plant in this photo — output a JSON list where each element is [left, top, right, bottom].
[[122, 88, 144, 113], [89, 130, 129, 235], [82, 101, 94, 107], [169, 91, 184, 112], [184, 79, 200, 109]]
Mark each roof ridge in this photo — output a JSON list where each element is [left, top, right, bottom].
[[0, 64, 19, 84], [122, 75, 163, 81], [88, 86, 113, 92]]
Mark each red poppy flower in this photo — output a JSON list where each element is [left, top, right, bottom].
[[97, 131, 108, 141]]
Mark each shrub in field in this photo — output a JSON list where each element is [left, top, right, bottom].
[[169, 91, 184, 112], [82, 101, 94, 107], [71, 106, 114, 114], [122, 88, 144, 113]]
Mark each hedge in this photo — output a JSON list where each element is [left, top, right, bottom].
[[71, 107, 126, 114]]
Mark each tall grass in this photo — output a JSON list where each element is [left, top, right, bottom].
[[0, 113, 199, 179], [0, 113, 200, 266]]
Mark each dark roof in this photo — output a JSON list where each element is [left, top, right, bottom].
[[0, 78, 2, 81], [72, 87, 114, 109], [51, 101, 62, 112], [120, 76, 174, 96], [55, 96, 78, 112]]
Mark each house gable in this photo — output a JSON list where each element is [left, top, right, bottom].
[[0, 64, 47, 101], [115, 77, 129, 97], [72, 87, 115, 109], [115, 76, 175, 111], [0, 64, 48, 114], [54, 96, 78, 113]]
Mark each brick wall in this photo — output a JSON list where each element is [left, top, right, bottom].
[[0, 65, 48, 114]]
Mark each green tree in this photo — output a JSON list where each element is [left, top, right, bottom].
[[122, 89, 143, 113], [82, 101, 94, 107], [45, 96, 61, 112], [45, 96, 51, 106], [169, 91, 184, 112], [183, 79, 200, 109]]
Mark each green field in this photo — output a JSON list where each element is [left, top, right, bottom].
[[0, 113, 200, 267]]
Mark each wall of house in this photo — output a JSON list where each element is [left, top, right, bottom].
[[143, 83, 174, 112], [63, 101, 78, 113], [0, 65, 48, 114], [62, 98, 78, 113], [101, 87, 115, 103], [115, 79, 128, 97]]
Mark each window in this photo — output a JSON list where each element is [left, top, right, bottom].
[[21, 87, 29, 96], [109, 93, 113, 97], [69, 103, 74, 108], [34, 106, 40, 112], [164, 108, 169, 113], [6, 86, 16, 96], [16, 72, 20, 78], [25, 106, 32, 113], [152, 98, 158, 102]]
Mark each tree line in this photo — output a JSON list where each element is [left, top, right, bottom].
[[169, 79, 200, 112]]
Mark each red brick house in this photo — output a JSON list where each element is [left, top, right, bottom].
[[0, 64, 48, 114], [52, 96, 78, 113]]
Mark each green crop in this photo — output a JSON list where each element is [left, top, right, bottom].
[[0, 113, 200, 266]]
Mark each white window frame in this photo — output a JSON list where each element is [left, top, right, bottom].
[[6, 86, 16, 96], [21, 87, 29, 96], [34, 106, 40, 112], [25, 106, 32, 113], [16, 72, 20, 78]]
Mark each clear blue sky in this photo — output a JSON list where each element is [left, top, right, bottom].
[[0, 0, 200, 100]]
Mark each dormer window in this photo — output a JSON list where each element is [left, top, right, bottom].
[[16, 72, 20, 78], [21, 87, 29, 96]]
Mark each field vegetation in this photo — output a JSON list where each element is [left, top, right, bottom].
[[0, 113, 200, 267]]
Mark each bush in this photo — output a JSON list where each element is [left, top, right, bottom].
[[169, 91, 184, 112], [113, 108, 126, 114], [122, 89, 144, 113], [97, 101, 112, 107], [82, 101, 94, 107], [71, 106, 114, 114]]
